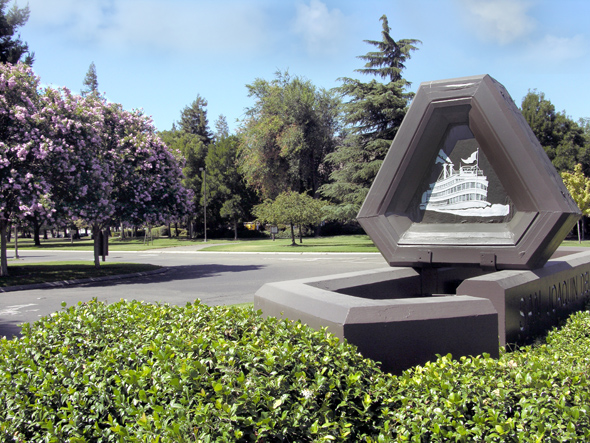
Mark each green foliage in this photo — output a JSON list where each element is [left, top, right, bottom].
[[356, 15, 421, 83], [205, 134, 257, 238], [178, 94, 213, 145], [390, 311, 590, 442], [521, 90, 589, 175], [561, 164, 590, 216], [238, 71, 340, 199], [2, 302, 590, 441], [0, 0, 33, 64], [320, 15, 419, 221], [81, 61, 99, 97], [253, 191, 329, 244], [0, 299, 395, 442]]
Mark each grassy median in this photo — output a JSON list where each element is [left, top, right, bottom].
[[0, 261, 160, 288]]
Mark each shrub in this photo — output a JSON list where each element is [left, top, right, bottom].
[[0, 300, 396, 442], [1, 301, 590, 442], [389, 310, 590, 442]]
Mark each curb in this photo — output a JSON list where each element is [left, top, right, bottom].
[[0, 267, 169, 293]]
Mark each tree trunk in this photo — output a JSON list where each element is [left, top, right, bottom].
[[43, 229, 48, 240], [6, 223, 11, 242], [1, 219, 9, 276], [299, 225, 303, 244], [578, 220, 582, 244], [120, 222, 126, 240], [233, 220, 238, 241], [168, 223, 172, 238], [92, 224, 101, 268], [33, 218, 41, 246], [175, 222, 179, 237], [290, 223, 296, 246], [14, 225, 19, 259]]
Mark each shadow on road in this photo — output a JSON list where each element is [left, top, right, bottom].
[[0, 319, 24, 339], [35, 263, 267, 289]]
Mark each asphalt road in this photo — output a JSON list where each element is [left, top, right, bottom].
[[0, 247, 388, 338]]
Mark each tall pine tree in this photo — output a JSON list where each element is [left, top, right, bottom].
[[0, 0, 33, 64], [81, 62, 99, 97], [320, 15, 420, 220], [179, 95, 213, 145]]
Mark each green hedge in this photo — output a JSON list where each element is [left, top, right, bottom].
[[0, 300, 395, 442], [1, 301, 590, 442]]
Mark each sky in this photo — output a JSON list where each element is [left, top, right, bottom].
[[19, 0, 590, 134]]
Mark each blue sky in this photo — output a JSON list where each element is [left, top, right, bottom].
[[21, 0, 589, 133]]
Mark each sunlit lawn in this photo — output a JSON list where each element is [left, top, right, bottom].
[[0, 261, 161, 288], [6, 235, 378, 253], [201, 235, 379, 253], [561, 240, 590, 248], [6, 237, 223, 251]]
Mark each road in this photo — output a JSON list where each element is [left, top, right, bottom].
[[0, 248, 388, 338]]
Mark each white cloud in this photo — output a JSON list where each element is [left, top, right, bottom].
[[292, 0, 347, 56], [457, 0, 536, 45], [26, 0, 272, 56], [527, 34, 587, 63]]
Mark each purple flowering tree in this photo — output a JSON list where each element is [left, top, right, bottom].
[[1, 63, 193, 273], [40, 95, 193, 268], [38, 88, 116, 267], [103, 104, 194, 236], [0, 63, 50, 276]]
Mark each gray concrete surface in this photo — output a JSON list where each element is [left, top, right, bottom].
[[0, 248, 387, 338]]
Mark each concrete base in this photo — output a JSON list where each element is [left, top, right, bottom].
[[255, 267, 499, 375], [457, 249, 590, 346], [255, 249, 590, 374]]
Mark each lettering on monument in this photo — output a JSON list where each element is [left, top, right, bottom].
[[518, 271, 590, 338]]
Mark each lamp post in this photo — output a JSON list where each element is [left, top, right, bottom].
[[199, 167, 207, 242]]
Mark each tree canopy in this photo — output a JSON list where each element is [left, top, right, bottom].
[[238, 71, 340, 200], [561, 164, 590, 242], [253, 191, 328, 245], [178, 95, 213, 145], [81, 61, 99, 97], [0, 0, 33, 65], [521, 90, 589, 175], [0, 63, 192, 273], [320, 15, 420, 221]]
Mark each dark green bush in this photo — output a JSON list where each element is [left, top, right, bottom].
[[0, 300, 396, 442], [1, 301, 590, 442]]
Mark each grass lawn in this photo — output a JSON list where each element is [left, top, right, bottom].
[[1, 261, 161, 288], [561, 240, 590, 247], [7, 237, 223, 251], [7, 235, 378, 253], [201, 235, 379, 253]]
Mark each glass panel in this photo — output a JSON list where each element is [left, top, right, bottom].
[[417, 124, 513, 224]]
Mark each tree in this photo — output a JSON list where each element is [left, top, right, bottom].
[[160, 127, 207, 237], [238, 71, 340, 200], [205, 134, 257, 239], [81, 61, 99, 97], [561, 164, 590, 243], [521, 90, 589, 175], [253, 191, 328, 245], [0, 63, 45, 275], [320, 15, 420, 220], [214, 114, 230, 141], [103, 104, 193, 256], [34, 88, 114, 255], [0, 0, 33, 65], [179, 95, 213, 145]]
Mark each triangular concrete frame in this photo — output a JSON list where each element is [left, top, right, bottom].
[[357, 75, 580, 270]]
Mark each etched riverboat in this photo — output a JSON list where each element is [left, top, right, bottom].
[[420, 149, 510, 217]]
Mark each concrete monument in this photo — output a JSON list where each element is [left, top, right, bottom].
[[255, 75, 588, 374]]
